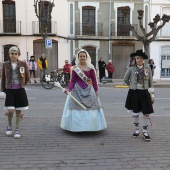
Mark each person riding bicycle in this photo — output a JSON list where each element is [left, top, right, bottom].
[[63, 60, 71, 78]]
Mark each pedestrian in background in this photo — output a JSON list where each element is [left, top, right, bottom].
[[124, 49, 154, 142], [61, 49, 107, 132], [38, 53, 48, 82], [1, 46, 30, 139], [63, 60, 71, 78], [27, 55, 37, 83], [148, 59, 156, 77], [98, 57, 106, 82], [71, 55, 76, 66], [106, 60, 114, 78]]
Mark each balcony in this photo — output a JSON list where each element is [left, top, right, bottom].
[[111, 23, 137, 37], [75, 23, 103, 36], [0, 20, 21, 35], [32, 21, 57, 35]]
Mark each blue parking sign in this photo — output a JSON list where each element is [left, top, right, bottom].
[[45, 39, 52, 48]]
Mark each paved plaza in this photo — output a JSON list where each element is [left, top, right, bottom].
[[0, 85, 170, 170]]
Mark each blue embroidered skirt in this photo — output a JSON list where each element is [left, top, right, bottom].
[[60, 95, 107, 132]]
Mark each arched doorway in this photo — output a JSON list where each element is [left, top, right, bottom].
[[33, 39, 58, 77], [112, 42, 135, 79], [3, 44, 15, 62], [82, 46, 96, 68]]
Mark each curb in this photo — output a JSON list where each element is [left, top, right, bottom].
[[26, 82, 170, 88], [98, 83, 170, 88], [114, 85, 129, 88]]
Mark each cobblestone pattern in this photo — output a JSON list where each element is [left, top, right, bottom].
[[0, 116, 170, 170]]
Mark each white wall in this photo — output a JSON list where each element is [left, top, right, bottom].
[[150, 41, 170, 80], [53, 0, 69, 68], [0, 0, 69, 68], [149, 0, 170, 79]]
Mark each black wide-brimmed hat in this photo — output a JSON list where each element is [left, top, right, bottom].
[[130, 49, 148, 59]]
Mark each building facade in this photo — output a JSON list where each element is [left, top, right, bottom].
[[68, 0, 149, 78], [0, 0, 69, 76], [68, 0, 170, 79], [149, 0, 170, 79], [0, 0, 170, 79]]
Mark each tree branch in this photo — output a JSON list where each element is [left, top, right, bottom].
[[139, 19, 146, 36], [148, 21, 166, 43], [125, 15, 142, 40], [146, 22, 157, 37], [34, 0, 40, 18]]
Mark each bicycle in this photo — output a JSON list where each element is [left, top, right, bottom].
[[41, 69, 70, 89], [57, 69, 70, 88]]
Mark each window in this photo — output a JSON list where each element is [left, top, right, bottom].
[[161, 7, 170, 36], [161, 47, 170, 77], [161, 55, 166, 60], [82, 6, 95, 35], [4, 44, 15, 61], [117, 7, 130, 36], [39, 1, 51, 34], [3, 0, 16, 33], [83, 46, 96, 68]]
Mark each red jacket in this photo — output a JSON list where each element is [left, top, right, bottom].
[[106, 63, 114, 73], [63, 64, 71, 74]]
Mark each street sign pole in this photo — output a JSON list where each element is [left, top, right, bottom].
[[45, 39, 52, 49], [45, 39, 52, 74]]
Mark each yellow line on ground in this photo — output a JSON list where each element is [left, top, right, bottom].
[[114, 85, 129, 88]]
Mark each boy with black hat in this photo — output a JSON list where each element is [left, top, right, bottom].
[[1, 46, 30, 138], [124, 49, 154, 141]]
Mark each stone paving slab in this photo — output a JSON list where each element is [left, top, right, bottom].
[[0, 116, 170, 170]]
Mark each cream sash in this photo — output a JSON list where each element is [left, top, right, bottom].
[[72, 66, 93, 86]]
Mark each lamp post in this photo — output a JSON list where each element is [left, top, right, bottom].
[[33, 0, 55, 53]]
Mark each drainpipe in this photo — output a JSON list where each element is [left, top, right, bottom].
[[148, 0, 152, 57], [25, 0, 28, 61], [108, 0, 111, 60], [149, 0, 152, 31]]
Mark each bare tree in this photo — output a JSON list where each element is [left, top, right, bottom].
[[33, 0, 55, 53], [123, 6, 170, 57]]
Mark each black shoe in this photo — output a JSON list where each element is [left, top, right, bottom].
[[143, 132, 151, 141], [133, 129, 140, 137], [34, 80, 37, 83], [29, 81, 31, 83]]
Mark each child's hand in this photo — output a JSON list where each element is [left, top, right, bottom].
[[63, 89, 69, 95], [96, 91, 98, 97]]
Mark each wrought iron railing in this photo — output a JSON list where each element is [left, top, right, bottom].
[[111, 23, 137, 36], [75, 23, 103, 36], [0, 20, 21, 34], [32, 21, 57, 35]]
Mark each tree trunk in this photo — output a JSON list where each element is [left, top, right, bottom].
[[143, 43, 150, 59]]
